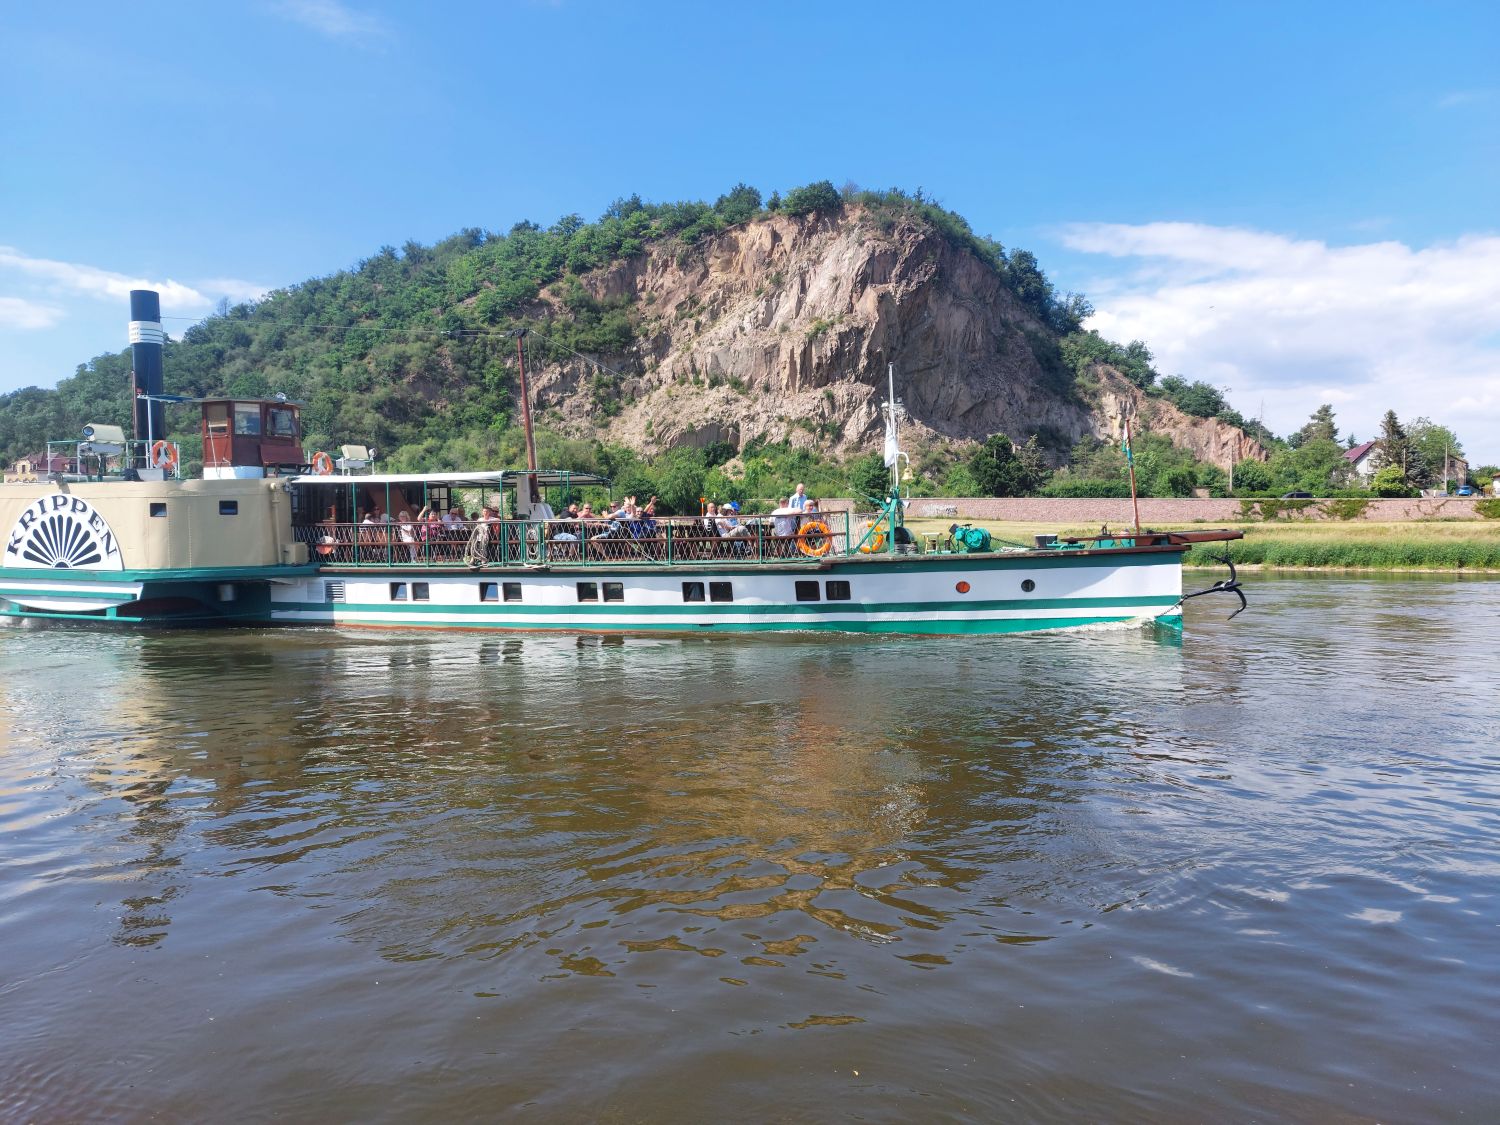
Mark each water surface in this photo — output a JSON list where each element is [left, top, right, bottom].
[[2, 576, 1498, 1120]]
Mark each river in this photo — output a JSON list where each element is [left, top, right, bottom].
[[2, 575, 1497, 1121]]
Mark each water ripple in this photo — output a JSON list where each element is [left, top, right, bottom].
[[1, 577, 1498, 1119]]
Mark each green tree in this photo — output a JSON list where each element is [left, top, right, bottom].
[[969, 433, 1045, 497], [1371, 464, 1414, 497], [713, 183, 762, 225], [1407, 417, 1464, 484], [1231, 458, 1272, 493], [847, 452, 890, 500], [1196, 464, 1228, 496], [1059, 330, 1157, 389], [1267, 437, 1350, 493], [1158, 376, 1226, 418], [1374, 410, 1427, 487], [780, 180, 841, 217], [1299, 404, 1339, 445]]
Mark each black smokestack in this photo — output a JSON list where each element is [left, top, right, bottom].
[[129, 289, 166, 460]]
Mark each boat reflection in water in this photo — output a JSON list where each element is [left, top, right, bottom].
[[4, 578, 1496, 1121]]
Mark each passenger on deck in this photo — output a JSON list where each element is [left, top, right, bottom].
[[788, 483, 808, 511], [719, 501, 751, 538], [396, 510, 419, 561]]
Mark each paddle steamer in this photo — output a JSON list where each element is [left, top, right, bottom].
[[0, 291, 1243, 633]]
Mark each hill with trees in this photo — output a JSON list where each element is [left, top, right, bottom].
[[2, 181, 1292, 507]]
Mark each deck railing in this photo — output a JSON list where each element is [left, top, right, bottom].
[[295, 512, 862, 568]]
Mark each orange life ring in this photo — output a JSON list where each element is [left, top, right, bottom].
[[311, 451, 335, 475], [151, 440, 179, 471], [797, 520, 833, 558], [858, 520, 887, 553]]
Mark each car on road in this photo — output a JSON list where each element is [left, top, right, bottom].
[[1280, 491, 1314, 499], [1457, 485, 1475, 496]]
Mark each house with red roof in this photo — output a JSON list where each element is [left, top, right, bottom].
[[1342, 440, 1378, 483], [3, 452, 77, 482]]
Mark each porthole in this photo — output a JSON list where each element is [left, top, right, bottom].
[[1021, 579, 1036, 593], [955, 581, 971, 594]]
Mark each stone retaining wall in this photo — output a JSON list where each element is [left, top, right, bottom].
[[898, 497, 1489, 523]]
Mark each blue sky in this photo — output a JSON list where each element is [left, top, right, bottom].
[[2, 1, 1497, 460]]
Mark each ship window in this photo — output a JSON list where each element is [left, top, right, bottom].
[[390, 582, 408, 601], [150, 503, 167, 518], [825, 580, 851, 601], [412, 582, 430, 601], [233, 404, 261, 436], [795, 580, 820, 602], [502, 582, 522, 602], [480, 582, 499, 602], [219, 500, 238, 515], [205, 403, 229, 433], [1021, 579, 1036, 593], [709, 581, 734, 602], [681, 582, 705, 603], [577, 582, 599, 602], [603, 582, 624, 602], [268, 408, 297, 437]]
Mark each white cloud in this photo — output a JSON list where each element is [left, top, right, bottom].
[[268, 0, 391, 47], [0, 245, 210, 309], [0, 247, 273, 366], [0, 296, 63, 330], [197, 277, 272, 305], [1058, 221, 1500, 462]]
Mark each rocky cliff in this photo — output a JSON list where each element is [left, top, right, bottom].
[[1094, 368, 1268, 469], [524, 207, 1262, 468]]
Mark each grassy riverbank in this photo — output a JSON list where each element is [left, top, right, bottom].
[[902, 517, 1500, 571]]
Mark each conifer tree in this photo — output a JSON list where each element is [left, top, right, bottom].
[[1375, 410, 1426, 486]]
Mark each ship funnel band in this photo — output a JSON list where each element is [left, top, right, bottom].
[[128, 320, 166, 346]]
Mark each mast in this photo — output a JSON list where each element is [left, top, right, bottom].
[[514, 329, 537, 473], [1123, 414, 1141, 536], [883, 362, 902, 494]]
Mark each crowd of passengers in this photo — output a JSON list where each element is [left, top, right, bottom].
[[315, 483, 830, 562]]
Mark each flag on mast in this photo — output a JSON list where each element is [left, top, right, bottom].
[[883, 361, 901, 468], [1121, 420, 1134, 464]]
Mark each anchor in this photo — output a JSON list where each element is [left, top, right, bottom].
[[1176, 552, 1247, 620]]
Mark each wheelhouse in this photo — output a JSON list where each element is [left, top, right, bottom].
[[202, 398, 305, 478]]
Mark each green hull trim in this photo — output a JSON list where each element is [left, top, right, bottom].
[[0, 585, 138, 602], [0, 563, 318, 583], [277, 611, 1165, 635]]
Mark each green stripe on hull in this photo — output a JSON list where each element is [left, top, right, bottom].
[[274, 612, 1169, 635], [0, 586, 139, 602], [0, 564, 317, 583]]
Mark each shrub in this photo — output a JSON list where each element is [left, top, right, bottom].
[[1231, 459, 1273, 493], [1371, 465, 1415, 497], [1041, 478, 1131, 498], [1323, 497, 1371, 521], [1476, 498, 1500, 519], [781, 180, 841, 217]]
